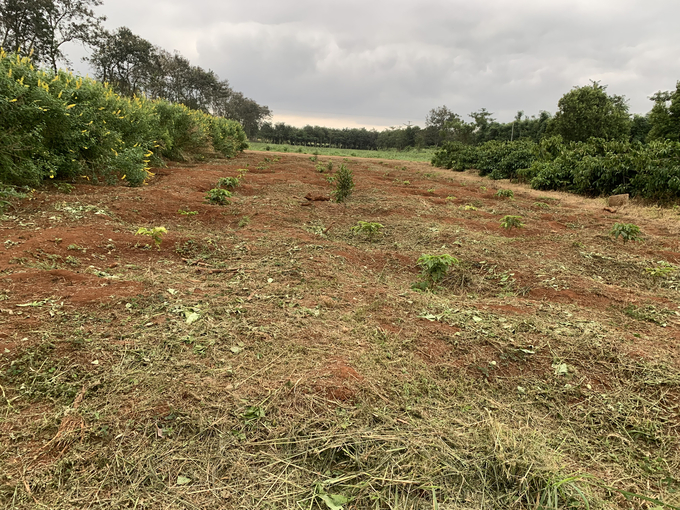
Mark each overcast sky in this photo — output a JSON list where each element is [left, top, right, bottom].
[[79, 0, 680, 129]]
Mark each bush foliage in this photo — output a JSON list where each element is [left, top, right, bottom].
[[0, 50, 247, 188], [432, 135, 680, 201]]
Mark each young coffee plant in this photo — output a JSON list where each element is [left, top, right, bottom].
[[351, 221, 384, 240], [500, 215, 524, 230], [136, 227, 168, 250], [610, 223, 642, 243], [206, 188, 232, 205], [495, 189, 514, 198], [333, 164, 355, 203], [416, 254, 460, 289], [217, 177, 240, 189]]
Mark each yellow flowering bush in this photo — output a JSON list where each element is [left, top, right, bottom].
[[0, 50, 247, 187]]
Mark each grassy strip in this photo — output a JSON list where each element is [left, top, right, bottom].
[[248, 141, 436, 162]]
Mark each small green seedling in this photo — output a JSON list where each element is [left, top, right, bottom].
[[495, 189, 514, 198], [461, 204, 478, 211], [136, 226, 168, 250], [217, 177, 240, 189], [500, 215, 524, 230], [333, 164, 355, 203], [206, 188, 232, 205], [351, 221, 384, 239], [238, 216, 250, 228], [416, 254, 460, 289], [326, 161, 333, 172], [610, 223, 642, 243], [315, 163, 326, 173], [178, 209, 198, 216]]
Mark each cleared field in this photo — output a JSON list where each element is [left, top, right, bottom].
[[1, 150, 679, 509]]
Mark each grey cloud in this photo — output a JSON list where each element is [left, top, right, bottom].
[[94, 0, 680, 126]]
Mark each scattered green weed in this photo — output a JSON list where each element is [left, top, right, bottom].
[[501, 215, 524, 230], [135, 226, 168, 250]]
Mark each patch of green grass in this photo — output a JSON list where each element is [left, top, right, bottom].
[[248, 141, 436, 162]]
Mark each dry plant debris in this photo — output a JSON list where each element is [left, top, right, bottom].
[[1, 151, 679, 509]]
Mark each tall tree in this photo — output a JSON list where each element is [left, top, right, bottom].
[[550, 81, 631, 142], [1, 0, 105, 71], [425, 105, 460, 145], [647, 82, 680, 142], [86, 26, 158, 96]]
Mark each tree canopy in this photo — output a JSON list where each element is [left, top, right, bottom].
[[0, 0, 105, 71], [647, 82, 680, 142], [549, 81, 631, 142]]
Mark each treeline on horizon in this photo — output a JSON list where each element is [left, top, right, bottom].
[[255, 81, 671, 152], [255, 109, 552, 151]]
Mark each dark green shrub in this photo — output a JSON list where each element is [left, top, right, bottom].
[[431, 141, 477, 171]]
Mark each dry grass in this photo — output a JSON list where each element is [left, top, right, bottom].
[[1, 153, 679, 509]]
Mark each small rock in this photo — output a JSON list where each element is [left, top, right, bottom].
[[304, 193, 330, 202], [607, 194, 629, 207]]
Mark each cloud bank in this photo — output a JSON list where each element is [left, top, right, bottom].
[[94, 0, 680, 127]]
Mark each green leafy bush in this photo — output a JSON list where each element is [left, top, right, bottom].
[[609, 223, 642, 243], [333, 164, 355, 203], [431, 141, 478, 171], [206, 188, 231, 205], [0, 50, 247, 188], [476, 139, 537, 180], [417, 254, 460, 287]]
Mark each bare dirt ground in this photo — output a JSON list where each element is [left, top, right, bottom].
[[1, 150, 679, 509]]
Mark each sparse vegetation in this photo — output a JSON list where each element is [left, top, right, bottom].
[[217, 176, 240, 189], [416, 253, 460, 288], [1, 145, 679, 510], [609, 222, 642, 243], [495, 188, 514, 198], [135, 226, 168, 250], [351, 220, 384, 239], [332, 164, 355, 203], [206, 188, 232, 205], [501, 215, 525, 230]]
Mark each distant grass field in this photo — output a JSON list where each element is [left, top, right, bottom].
[[247, 141, 436, 162]]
